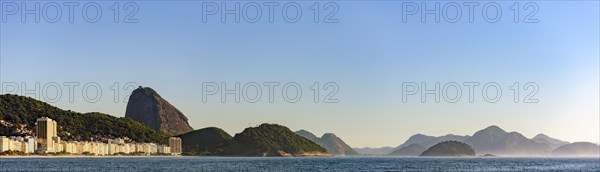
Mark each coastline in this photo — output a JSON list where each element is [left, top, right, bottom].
[[2, 155, 599, 158], [0, 155, 184, 158]]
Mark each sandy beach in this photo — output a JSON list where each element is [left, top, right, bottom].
[[0, 155, 183, 158]]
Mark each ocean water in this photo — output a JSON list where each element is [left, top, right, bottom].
[[0, 157, 598, 172]]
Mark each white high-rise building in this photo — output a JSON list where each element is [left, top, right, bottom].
[[24, 136, 36, 153], [0, 136, 10, 152], [158, 145, 171, 154]]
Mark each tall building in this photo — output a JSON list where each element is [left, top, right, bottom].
[[0, 136, 10, 152], [168, 137, 182, 155], [158, 145, 171, 154], [36, 117, 58, 153], [24, 136, 36, 153]]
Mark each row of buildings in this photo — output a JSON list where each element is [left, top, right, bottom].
[[0, 117, 182, 156]]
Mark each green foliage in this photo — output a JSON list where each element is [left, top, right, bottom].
[[0, 94, 169, 144], [179, 124, 327, 156], [420, 141, 476, 156], [128, 151, 145, 156], [0, 150, 26, 155], [47, 151, 70, 156], [225, 123, 327, 156], [140, 87, 161, 98], [178, 127, 233, 156]]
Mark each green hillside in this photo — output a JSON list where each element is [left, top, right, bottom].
[[225, 124, 327, 156], [178, 127, 233, 155], [420, 141, 476, 156], [0, 94, 169, 144]]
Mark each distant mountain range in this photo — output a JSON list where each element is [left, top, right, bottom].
[[532, 133, 570, 150], [380, 125, 599, 156], [295, 130, 359, 156], [464, 126, 550, 155], [552, 142, 600, 156], [396, 134, 470, 151], [388, 143, 426, 156]]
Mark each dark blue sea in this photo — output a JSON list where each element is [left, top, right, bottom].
[[0, 157, 598, 171]]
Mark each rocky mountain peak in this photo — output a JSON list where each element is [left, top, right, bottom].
[[125, 86, 193, 136]]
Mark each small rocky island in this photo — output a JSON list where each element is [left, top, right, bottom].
[[420, 141, 476, 156]]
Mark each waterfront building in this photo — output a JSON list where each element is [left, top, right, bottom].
[[1, 117, 179, 156], [35, 117, 58, 153], [0, 136, 10, 152], [169, 137, 182, 155], [158, 145, 171, 154], [24, 136, 36, 153]]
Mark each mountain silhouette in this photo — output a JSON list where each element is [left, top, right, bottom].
[[295, 130, 359, 156], [125, 87, 193, 136], [464, 126, 550, 155], [392, 134, 469, 154], [388, 143, 426, 156], [552, 142, 600, 157], [420, 141, 476, 156], [532, 133, 570, 150]]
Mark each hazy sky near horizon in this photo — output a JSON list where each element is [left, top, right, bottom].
[[1, 1, 599, 147]]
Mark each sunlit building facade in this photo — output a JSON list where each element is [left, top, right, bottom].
[[35, 117, 58, 153]]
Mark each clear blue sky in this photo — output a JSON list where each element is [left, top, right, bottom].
[[1, 1, 598, 147]]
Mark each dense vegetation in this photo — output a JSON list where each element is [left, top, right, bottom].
[[420, 141, 476, 156], [178, 127, 233, 155], [0, 94, 169, 144], [225, 124, 327, 156], [140, 87, 161, 98]]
